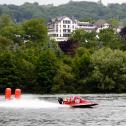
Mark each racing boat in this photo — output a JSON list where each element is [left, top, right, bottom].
[[58, 96, 98, 108]]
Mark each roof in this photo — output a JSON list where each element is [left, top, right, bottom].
[[50, 16, 76, 23], [77, 21, 90, 25]]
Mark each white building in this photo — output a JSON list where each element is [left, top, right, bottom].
[[47, 17, 111, 41], [77, 21, 96, 32], [95, 20, 111, 33], [48, 16, 97, 42], [48, 16, 78, 42], [96, 23, 111, 33]]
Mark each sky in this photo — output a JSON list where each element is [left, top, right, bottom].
[[0, 0, 126, 6]]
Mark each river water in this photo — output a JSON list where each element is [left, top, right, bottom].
[[0, 94, 126, 126]]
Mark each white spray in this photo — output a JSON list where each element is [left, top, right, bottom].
[[0, 95, 69, 109]]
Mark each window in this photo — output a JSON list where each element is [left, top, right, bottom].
[[68, 29, 71, 32], [63, 20, 71, 24], [63, 34, 69, 37], [63, 29, 67, 32], [68, 21, 70, 24], [63, 25, 66, 28]]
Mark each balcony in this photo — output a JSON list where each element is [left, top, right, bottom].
[[50, 36, 68, 42]]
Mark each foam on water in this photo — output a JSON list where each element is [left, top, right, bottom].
[[0, 95, 69, 109]]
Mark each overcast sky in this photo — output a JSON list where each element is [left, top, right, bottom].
[[0, 0, 126, 6]]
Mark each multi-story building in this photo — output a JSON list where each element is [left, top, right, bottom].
[[77, 21, 96, 32], [48, 16, 78, 42], [47, 16, 111, 42]]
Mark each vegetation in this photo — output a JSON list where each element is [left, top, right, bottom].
[[0, 14, 126, 94], [0, 1, 126, 24]]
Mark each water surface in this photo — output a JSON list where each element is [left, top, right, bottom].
[[0, 94, 126, 126]]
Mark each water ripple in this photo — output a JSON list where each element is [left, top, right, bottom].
[[0, 94, 126, 126]]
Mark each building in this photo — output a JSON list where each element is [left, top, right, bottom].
[[47, 17, 111, 41], [95, 20, 111, 33], [48, 16, 78, 42], [48, 16, 96, 42], [77, 21, 96, 32]]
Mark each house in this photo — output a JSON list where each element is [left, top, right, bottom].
[[95, 19, 111, 33]]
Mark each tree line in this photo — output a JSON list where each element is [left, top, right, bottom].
[[0, 15, 126, 94], [0, 1, 126, 24]]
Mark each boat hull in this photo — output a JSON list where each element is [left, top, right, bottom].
[[70, 103, 98, 108]]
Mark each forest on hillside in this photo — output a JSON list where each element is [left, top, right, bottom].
[[0, 1, 126, 24], [0, 15, 126, 94]]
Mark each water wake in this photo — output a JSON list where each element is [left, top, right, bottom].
[[0, 95, 69, 109]]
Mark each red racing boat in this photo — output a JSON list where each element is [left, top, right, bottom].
[[58, 96, 98, 108]]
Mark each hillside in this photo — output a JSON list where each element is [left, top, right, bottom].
[[0, 1, 126, 23]]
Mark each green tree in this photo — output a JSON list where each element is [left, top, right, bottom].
[[0, 51, 20, 92], [79, 17, 95, 23], [52, 62, 75, 93], [70, 29, 97, 51], [0, 15, 14, 28], [35, 49, 58, 93], [73, 47, 92, 78], [70, 29, 86, 44], [22, 18, 48, 43], [107, 18, 120, 28], [0, 24, 24, 44], [72, 47, 93, 93], [0, 36, 13, 50], [98, 28, 120, 49], [91, 48, 126, 92]]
